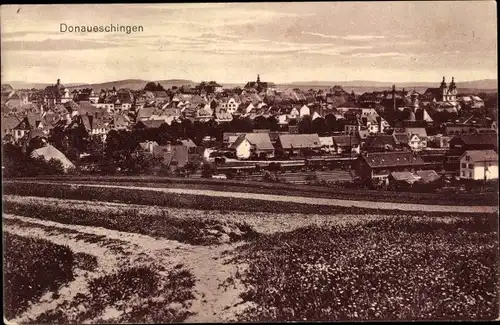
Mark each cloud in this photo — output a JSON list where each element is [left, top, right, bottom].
[[301, 31, 386, 41], [1, 39, 126, 51]]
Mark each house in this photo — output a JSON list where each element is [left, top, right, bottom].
[[230, 135, 252, 159], [137, 140, 159, 154], [30, 145, 75, 172], [403, 127, 427, 138], [319, 136, 335, 153], [37, 79, 73, 109], [1, 115, 20, 141], [76, 115, 108, 139], [356, 151, 427, 181], [449, 134, 498, 152], [460, 95, 485, 109], [408, 134, 427, 152], [459, 150, 498, 180], [332, 135, 361, 155], [244, 74, 276, 93], [415, 170, 441, 183], [393, 133, 410, 147], [12, 115, 42, 141], [388, 171, 421, 188], [153, 143, 189, 169], [299, 105, 310, 117], [180, 139, 197, 154], [108, 115, 130, 130], [230, 133, 275, 159], [363, 134, 399, 152], [429, 135, 452, 148], [278, 134, 322, 156]]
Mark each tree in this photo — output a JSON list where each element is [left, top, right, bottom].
[[253, 116, 271, 130], [325, 114, 337, 133], [298, 115, 313, 134], [312, 117, 327, 136], [267, 115, 279, 132]]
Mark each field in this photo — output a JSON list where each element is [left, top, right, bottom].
[[3, 179, 499, 322], [7, 175, 497, 206]]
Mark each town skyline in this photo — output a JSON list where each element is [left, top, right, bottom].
[[1, 2, 497, 84]]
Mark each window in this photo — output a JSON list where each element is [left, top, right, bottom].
[[462, 171, 465, 177], [461, 163, 467, 168], [467, 163, 474, 169], [469, 171, 473, 178], [465, 156, 470, 161]]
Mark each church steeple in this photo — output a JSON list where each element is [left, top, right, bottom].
[[257, 74, 261, 83], [449, 76, 456, 89], [440, 76, 447, 88]]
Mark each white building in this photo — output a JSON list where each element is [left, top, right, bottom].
[[459, 150, 498, 180]]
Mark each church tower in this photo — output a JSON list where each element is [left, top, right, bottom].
[[439, 76, 447, 102], [448, 77, 457, 103], [257, 74, 261, 84]]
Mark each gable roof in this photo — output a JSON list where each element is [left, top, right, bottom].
[[404, 127, 427, 138], [415, 170, 441, 183], [279, 134, 321, 149], [229, 134, 248, 150], [460, 150, 498, 163], [180, 139, 197, 148], [30, 145, 75, 170], [245, 133, 275, 151], [389, 171, 420, 183], [319, 136, 334, 146], [457, 134, 497, 146], [332, 135, 361, 147], [361, 151, 425, 168], [364, 134, 398, 149]]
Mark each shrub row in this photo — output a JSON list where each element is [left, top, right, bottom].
[[229, 216, 499, 321]]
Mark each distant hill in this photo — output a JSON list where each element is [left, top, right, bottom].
[[5, 79, 196, 91], [288, 79, 497, 89], [6, 78, 496, 94]]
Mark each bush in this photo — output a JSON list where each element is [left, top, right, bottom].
[[201, 163, 215, 178], [4, 232, 75, 320]]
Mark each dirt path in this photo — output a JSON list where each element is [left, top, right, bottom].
[[3, 214, 248, 323], [5, 180, 497, 213]]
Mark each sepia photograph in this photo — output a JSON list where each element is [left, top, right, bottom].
[[1, 1, 498, 323]]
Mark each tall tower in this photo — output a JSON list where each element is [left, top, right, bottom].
[[257, 74, 261, 83], [448, 77, 457, 103], [410, 91, 419, 113], [439, 76, 447, 102]]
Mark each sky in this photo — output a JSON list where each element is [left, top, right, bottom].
[[1, 2, 497, 84]]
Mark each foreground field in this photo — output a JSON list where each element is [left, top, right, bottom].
[[3, 193, 498, 322]]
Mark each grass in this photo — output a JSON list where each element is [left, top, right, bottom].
[[6, 175, 497, 206], [4, 182, 494, 217], [3, 232, 76, 320], [3, 200, 260, 246], [32, 266, 197, 324], [3, 218, 133, 255], [228, 216, 499, 321]]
